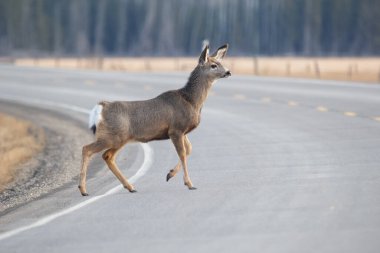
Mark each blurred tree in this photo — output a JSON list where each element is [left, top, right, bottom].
[[0, 0, 378, 56], [116, 0, 128, 54]]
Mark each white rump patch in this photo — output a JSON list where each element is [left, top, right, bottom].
[[88, 104, 103, 128]]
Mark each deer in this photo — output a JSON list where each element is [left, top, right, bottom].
[[78, 44, 231, 196]]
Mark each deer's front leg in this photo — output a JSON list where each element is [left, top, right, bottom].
[[170, 133, 196, 190], [166, 135, 192, 182], [166, 162, 181, 182]]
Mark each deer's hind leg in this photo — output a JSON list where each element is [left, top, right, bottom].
[[79, 139, 109, 196], [102, 146, 136, 193], [166, 135, 192, 182]]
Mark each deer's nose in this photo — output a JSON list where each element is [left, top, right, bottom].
[[225, 70, 231, 77]]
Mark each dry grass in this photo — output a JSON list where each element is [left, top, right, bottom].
[[0, 113, 45, 191], [14, 56, 380, 83], [226, 57, 380, 83]]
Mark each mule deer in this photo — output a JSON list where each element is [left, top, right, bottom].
[[78, 44, 231, 196]]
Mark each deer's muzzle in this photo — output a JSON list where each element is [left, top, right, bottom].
[[223, 70, 231, 78]]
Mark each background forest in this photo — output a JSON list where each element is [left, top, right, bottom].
[[0, 0, 379, 57]]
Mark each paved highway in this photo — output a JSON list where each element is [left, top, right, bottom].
[[0, 65, 379, 252]]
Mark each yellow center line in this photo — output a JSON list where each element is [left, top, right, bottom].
[[261, 97, 271, 103], [344, 111, 357, 117], [316, 106, 329, 112], [233, 94, 247, 100], [287, 101, 298, 106], [143, 85, 152, 91]]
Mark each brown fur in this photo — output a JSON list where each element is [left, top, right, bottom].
[[78, 44, 231, 196]]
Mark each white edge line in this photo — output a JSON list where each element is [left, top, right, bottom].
[[0, 95, 154, 241]]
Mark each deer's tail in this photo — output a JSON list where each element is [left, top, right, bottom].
[[88, 103, 104, 134]]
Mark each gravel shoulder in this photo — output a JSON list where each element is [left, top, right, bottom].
[[0, 112, 45, 191], [0, 101, 92, 213]]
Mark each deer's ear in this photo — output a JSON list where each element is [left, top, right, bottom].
[[199, 45, 209, 64], [211, 44, 228, 60]]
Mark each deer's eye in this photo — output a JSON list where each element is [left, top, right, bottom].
[[211, 64, 218, 69]]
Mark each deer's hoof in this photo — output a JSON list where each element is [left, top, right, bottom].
[[78, 185, 89, 196], [124, 185, 137, 193], [188, 187, 197, 190], [166, 173, 172, 182]]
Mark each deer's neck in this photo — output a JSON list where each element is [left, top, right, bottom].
[[180, 67, 213, 110]]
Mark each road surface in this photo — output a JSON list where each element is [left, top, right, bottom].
[[0, 65, 379, 252]]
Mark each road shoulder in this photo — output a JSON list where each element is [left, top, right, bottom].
[[0, 101, 92, 213]]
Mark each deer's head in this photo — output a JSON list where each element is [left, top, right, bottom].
[[198, 44, 231, 81]]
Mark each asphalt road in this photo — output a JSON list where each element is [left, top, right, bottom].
[[0, 65, 379, 252]]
